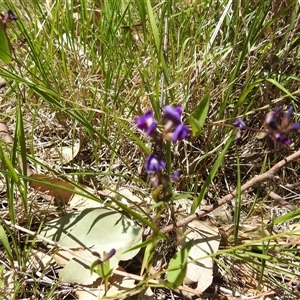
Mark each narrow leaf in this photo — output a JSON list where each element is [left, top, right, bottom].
[[140, 242, 153, 276], [192, 136, 233, 213], [145, 0, 161, 57], [0, 24, 11, 63], [0, 225, 14, 264], [273, 208, 300, 224], [266, 78, 295, 99], [189, 95, 210, 136]]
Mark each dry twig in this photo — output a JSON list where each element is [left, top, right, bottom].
[[161, 150, 300, 233], [264, 187, 297, 211]]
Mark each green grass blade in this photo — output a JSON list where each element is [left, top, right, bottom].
[[0, 225, 14, 264], [192, 136, 233, 213], [189, 94, 210, 136], [266, 78, 295, 99], [0, 23, 11, 63]]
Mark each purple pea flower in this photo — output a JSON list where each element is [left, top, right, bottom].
[[233, 118, 246, 130], [136, 110, 157, 136], [233, 118, 246, 143], [273, 133, 290, 145], [7, 10, 18, 21], [1, 10, 18, 24], [164, 123, 189, 142], [264, 106, 300, 145], [145, 154, 166, 173], [162, 105, 189, 142], [164, 105, 183, 126], [282, 106, 294, 129], [173, 123, 189, 141], [265, 107, 283, 130], [163, 105, 184, 133], [103, 249, 116, 262], [172, 170, 180, 181]]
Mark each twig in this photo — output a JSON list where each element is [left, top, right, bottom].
[[285, 182, 300, 189], [161, 150, 300, 233], [264, 187, 296, 211]]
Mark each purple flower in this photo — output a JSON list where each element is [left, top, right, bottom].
[[233, 118, 246, 130], [172, 170, 180, 181], [136, 110, 157, 136], [1, 10, 18, 24], [234, 130, 243, 144], [264, 106, 300, 145], [162, 106, 189, 142], [273, 106, 283, 117], [163, 106, 183, 126], [103, 249, 116, 261], [7, 10, 18, 21], [274, 133, 290, 145], [163, 123, 189, 142], [290, 123, 300, 130], [265, 109, 281, 130], [233, 118, 246, 144], [145, 154, 165, 173]]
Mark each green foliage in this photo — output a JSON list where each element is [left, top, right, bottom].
[[42, 207, 142, 258], [191, 136, 234, 213], [0, 23, 11, 63], [274, 208, 300, 224], [42, 207, 142, 284], [91, 256, 113, 279], [0, 225, 13, 264], [166, 240, 193, 288], [189, 94, 210, 136]]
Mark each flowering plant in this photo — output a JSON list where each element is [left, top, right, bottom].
[[136, 106, 189, 201], [233, 106, 300, 146]]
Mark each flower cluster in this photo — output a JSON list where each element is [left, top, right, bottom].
[[264, 106, 300, 145], [136, 106, 189, 174], [1, 10, 18, 24], [233, 106, 300, 145], [136, 105, 189, 143]]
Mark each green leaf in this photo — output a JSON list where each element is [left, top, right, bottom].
[[42, 207, 142, 260], [42, 207, 143, 284], [273, 208, 300, 224], [0, 225, 13, 264], [189, 95, 210, 136], [94, 257, 113, 279], [140, 242, 153, 276], [166, 240, 193, 288], [145, 0, 160, 56], [266, 78, 295, 99], [59, 256, 100, 284], [0, 24, 11, 63], [191, 136, 233, 213]]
